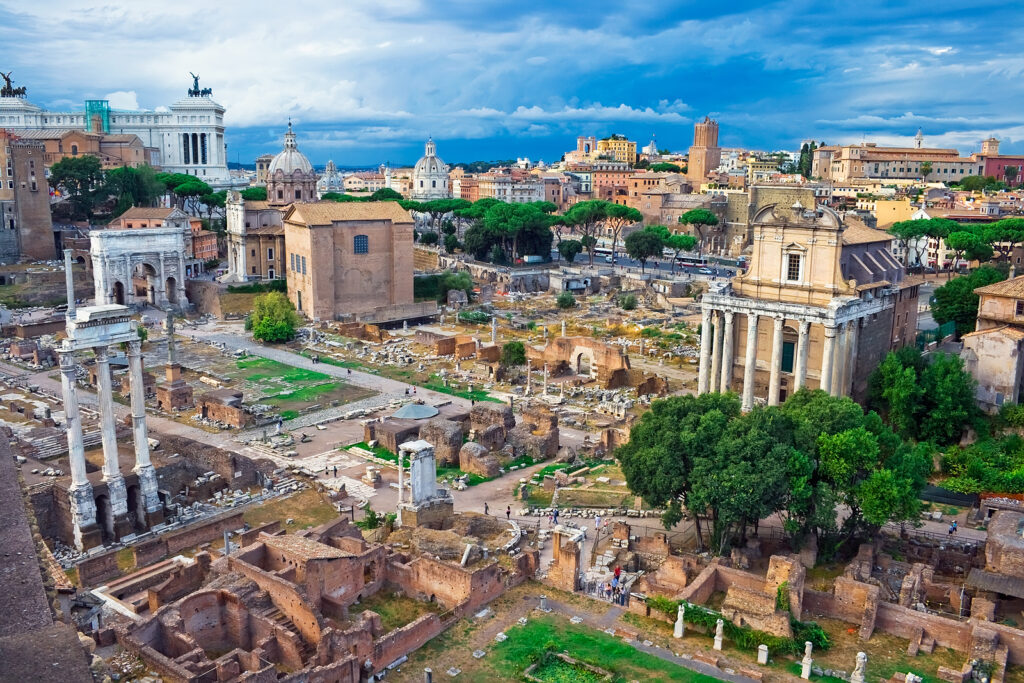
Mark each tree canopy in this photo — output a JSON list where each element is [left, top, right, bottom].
[[500, 341, 526, 367], [679, 208, 719, 256], [624, 227, 664, 273], [867, 347, 980, 445], [615, 390, 927, 553], [563, 200, 611, 265], [49, 155, 105, 219], [649, 162, 683, 173], [249, 292, 302, 343], [931, 265, 1006, 337], [240, 186, 267, 201], [557, 239, 583, 263], [463, 201, 554, 262]]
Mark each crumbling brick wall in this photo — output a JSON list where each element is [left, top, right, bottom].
[[78, 549, 120, 586], [418, 418, 463, 466]]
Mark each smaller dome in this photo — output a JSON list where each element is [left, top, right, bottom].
[[269, 121, 313, 175], [391, 402, 439, 420]]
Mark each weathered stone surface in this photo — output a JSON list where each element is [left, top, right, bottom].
[[470, 403, 515, 434], [460, 442, 500, 478], [419, 418, 463, 466]]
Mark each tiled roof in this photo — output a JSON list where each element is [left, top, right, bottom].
[[114, 207, 176, 221], [842, 221, 893, 245], [286, 201, 413, 226], [961, 325, 1024, 341], [974, 276, 1024, 298]]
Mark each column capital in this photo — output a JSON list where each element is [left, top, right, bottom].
[[772, 316, 784, 330], [798, 320, 810, 333], [724, 310, 735, 322], [94, 345, 109, 361], [127, 339, 142, 355], [823, 324, 837, 337]]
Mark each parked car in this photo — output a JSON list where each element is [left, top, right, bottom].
[[698, 267, 713, 274]]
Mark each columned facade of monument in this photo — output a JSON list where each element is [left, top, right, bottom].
[[60, 249, 164, 550], [696, 201, 914, 408]]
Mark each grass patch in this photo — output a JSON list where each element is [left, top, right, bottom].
[[355, 591, 441, 632], [218, 292, 259, 316], [557, 489, 634, 508], [486, 613, 717, 682], [531, 654, 606, 682], [116, 547, 135, 574], [242, 488, 338, 530], [436, 465, 491, 486], [299, 350, 363, 370], [526, 488, 555, 507], [279, 409, 299, 421], [423, 375, 502, 403], [265, 381, 341, 403], [237, 357, 330, 383], [349, 442, 408, 467]]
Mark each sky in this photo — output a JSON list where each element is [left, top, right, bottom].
[[2, 0, 1024, 167]]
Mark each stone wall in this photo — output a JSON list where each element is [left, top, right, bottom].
[[226, 554, 323, 645], [371, 613, 443, 673], [77, 549, 120, 586], [419, 418, 463, 466], [164, 511, 245, 556]]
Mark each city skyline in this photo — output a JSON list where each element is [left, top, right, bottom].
[[2, 0, 1023, 165]]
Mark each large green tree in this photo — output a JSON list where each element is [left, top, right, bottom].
[[868, 347, 979, 445], [240, 186, 267, 201], [500, 341, 526, 367], [624, 227, 664, 273], [50, 155, 105, 219], [678, 208, 719, 257], [646, 225, 696, 273], [983, 218, 1024, 262], [604, 203, 643, 263], [249, 292, 301, 343], [563, 200, 610, 265], [945, 229, 993, 273], [557, 239, 583, 263], [105, 164, 165, 217], [931, 265, 1006, 337]]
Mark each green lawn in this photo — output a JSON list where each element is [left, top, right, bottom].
[[236, 356, 330, 383], [299, 349, 364, 370], [484, 613, 719, 683], [355, 591, 441, 633], [423, 375, 502, 403], [436, 465, 491, 486], [348, 442, 409, 467]]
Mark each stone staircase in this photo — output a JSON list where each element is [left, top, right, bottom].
[[29, 429, 103, 460], [258, 605, 315, 660]]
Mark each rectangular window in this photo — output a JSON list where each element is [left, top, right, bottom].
[[267, 248, 274, 260], [250, 249, 256, 257], [1016, 300, 1024, 317], [354, 234, 369, 254], [786, 253, 801, 282], [290, 253, 295, 271], [301, 256, 307, 274]]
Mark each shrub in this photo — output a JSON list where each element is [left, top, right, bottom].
[[500, 341, 526, 367], [250, 291, 301, 343], [556, 291, 576, 309], [458, 310, 490, 324], [619, 294, 637, 310]]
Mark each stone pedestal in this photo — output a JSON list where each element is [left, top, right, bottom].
[[801, 657, 812, 679], [713, 619, 724, 651], [156, 363, 194, 411], [757, 644, 769, 665], [673, 605, 685, 639], [68, 483, 101, 551]]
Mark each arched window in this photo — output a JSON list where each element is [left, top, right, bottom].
[[71, 144, 78, 156], [354, 234, 369, 254]]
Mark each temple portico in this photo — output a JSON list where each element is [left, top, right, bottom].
[[698, 292, 884, 409]]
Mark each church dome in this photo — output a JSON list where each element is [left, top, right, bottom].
[[414, 138, 447, 175], [411, 138, 450, 200], [269, 121, 313, 175]]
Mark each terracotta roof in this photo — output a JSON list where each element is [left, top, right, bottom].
[[112, 207, 176, 223], [244, 200, 275, 211], [264, 533, 350, 559], [974, 276, 1024, 298], [961, 325, 1024, 341], [285, 201, 413, 226], [842, 222, 893, 245]]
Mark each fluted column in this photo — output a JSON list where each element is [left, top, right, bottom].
[[767, 317, 785, 406], [709, 311, 724, 393], [794, 321, 810, 390], [820, 325, 837, 395], [719, 310, 735, 393], [698, 307, 713, 394], [60, 351, 97, 550], [741, 313, 759, 412], [128, 340, 161, 514], [95, 346, 128, 521]]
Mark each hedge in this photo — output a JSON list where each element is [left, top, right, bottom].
[[646, 596, 829, 655]]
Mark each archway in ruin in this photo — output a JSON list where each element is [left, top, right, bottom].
[[94, 493, 114, 544], [112, 280, 125, 305]]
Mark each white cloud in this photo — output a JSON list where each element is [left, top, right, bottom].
[[104, 90, 139, 110]]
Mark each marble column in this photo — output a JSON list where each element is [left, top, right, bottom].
[[95, 346, 128, 523], [124, 255, 134, 306], [794, 321, 810, 390], [767, 317, 784, 406], [719, 310, 735, 393], [820, 325, 837, 395], [697, 307, 713, 394], [177, 251, 188, 305], [830, 323, 847, 397], [741, 312, 759, 412], [843, 319, 860, 398], [128, 340, 161, 515], [60, 352, 96, 550], [709, 311, 724, 394], [158, 254, 168, 308]]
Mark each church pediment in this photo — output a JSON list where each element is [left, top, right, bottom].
[[782, 242, 807, 252]]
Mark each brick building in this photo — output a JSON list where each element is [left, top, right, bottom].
[[284, 201, 414, 321], [0, 129, 55, 262]]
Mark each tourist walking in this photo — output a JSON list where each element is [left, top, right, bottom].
[[484, 502, 489, 515], [506, 505, 511, 520]]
